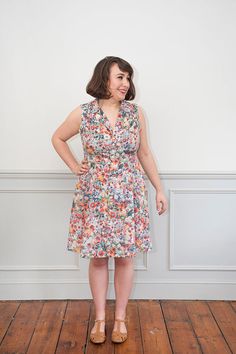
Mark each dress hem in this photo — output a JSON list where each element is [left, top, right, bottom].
[[66, 247, 152, 259]]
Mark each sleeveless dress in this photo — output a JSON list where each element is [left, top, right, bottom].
[[67, 98, 153, 258]]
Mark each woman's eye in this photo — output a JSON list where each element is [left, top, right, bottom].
[[118, 76, 130, 80]]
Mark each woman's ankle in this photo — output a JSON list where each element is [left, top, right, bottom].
[[114, 312, 126, 320], [95, 314, 106, 320]]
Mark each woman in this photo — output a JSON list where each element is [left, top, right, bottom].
[[51, 56, 168, 344]]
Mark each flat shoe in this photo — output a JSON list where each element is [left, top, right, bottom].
[[111, 318, 128, 343], [90, 319, 106, 344]]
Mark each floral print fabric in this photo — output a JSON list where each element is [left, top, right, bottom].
[[67, 98, 152, 258]]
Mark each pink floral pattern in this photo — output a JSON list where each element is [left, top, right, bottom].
[[67, 98, 152, 258]]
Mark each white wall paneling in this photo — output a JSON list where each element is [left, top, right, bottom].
[[0, 171, 235, 300]]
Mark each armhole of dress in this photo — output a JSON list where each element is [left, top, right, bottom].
[[134, 103, 141, 133], [78, 103, 87, 134]]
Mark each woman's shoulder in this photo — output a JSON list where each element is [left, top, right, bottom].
[[79, 99, 94, 109], [127, 100, 144, 114], [124, 101, 146, 129], [123, 99, 139, 112], [74, 99, 96, 115]]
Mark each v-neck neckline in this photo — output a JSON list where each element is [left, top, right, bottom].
[[95, 98, 124, 132]]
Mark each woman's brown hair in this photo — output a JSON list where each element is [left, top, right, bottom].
[[86, 56, 135, 100]]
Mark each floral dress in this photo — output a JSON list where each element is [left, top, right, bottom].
[[67, 98, 153, 258]]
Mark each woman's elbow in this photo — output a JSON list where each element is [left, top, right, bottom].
[[137, 147, 151, 159], [51, 133, 61, 146]]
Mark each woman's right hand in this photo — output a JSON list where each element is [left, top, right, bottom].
[[72, 158, 89, 176]]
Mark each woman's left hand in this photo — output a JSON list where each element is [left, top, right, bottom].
[[156, 190, 168, 215]]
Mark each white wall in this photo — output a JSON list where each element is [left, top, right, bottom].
[[0, 0, 236, 300], [1, 0, 236, 172]]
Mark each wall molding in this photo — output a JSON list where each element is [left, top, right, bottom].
[[0, 264, 80, 271], [169, 188, 236, 271], [0, 255, 149, 272], [0, 279, 235, 285], [1, 170, 236, 180]]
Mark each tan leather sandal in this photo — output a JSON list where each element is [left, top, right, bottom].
[[90, 319, 106, 344], [111, 318, 128, 343]]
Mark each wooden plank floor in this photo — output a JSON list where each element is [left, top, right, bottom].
[[0, 300, 235, 354]]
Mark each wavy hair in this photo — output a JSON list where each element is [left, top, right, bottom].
[[86, 56, 135, 100]]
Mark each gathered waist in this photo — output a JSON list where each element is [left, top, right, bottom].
[[84, 151, 140, 174], [87, 151, 137, 162]]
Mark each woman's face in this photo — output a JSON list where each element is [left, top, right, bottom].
[[106, 63, 130, 100]]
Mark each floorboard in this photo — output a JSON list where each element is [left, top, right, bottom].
[[0, 300, 235, 354]]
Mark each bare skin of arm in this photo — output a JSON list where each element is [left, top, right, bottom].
[[51, 105, 89, 175], [137, 106, 168, 215]]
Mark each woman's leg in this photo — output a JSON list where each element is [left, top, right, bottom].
[[89, 257, 109, 333], [113, 256, 134, 332]]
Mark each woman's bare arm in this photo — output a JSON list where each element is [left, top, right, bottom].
[[137, 106, 164, 193], [51, 105, 86, 174]]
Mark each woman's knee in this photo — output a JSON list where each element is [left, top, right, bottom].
[[115, 256, 134, 266], [90, 257, 109, 267]]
